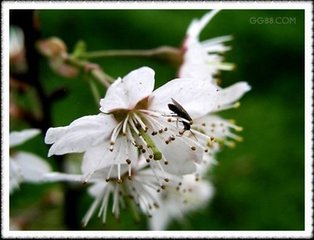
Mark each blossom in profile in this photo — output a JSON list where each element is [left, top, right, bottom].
[[10, 129, 51, 193], [179, 10, 235, 82], [178, 10, 251, 174]]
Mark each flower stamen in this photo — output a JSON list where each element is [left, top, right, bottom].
[[109, 121, 123, 151]]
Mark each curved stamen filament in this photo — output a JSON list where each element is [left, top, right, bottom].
[[190, 128, 213, 143], [147, 161, 163, 188], [139, 109, 167, 117], [131, 179, 158, 215], [126, 125, 138, 147], [112, 186, 120, 218], [117, 164, 121, 181], [82, 192, 103, 227], [128, 116, 140, 135], [110, 121, 123, 151], [98, 186, 110, 219], [133, 112, 148, 131], [122, 114, 130, 135], [155, 160, 169, 181], [106, 163, 114, 181], [143, 114, 178, 145]]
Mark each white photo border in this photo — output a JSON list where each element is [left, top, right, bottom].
[[2, 1, 313, 238]]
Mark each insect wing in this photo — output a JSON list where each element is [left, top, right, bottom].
[[170, 98, 192, 121], [167, 103, 179, 114]]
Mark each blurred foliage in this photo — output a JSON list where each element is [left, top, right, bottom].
[[9, 9, 304, 230]]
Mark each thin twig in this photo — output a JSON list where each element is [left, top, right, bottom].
[[78, 46, 181, 63], [64, 56, 113, 88]]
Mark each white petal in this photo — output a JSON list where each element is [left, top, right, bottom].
[[10, 129, 40, 148], [88, 182, 108, 198], [179, 63, 217, 82], [44, 127, 67, 144], [154, 137, 202, 175], [196, 154, 218, 175], [202, 43, 231, 53], [43, 172, 83, 182], [81, 137, 137, 180], [149, 177, 214, 230], [81, 145, 112, 176], [9, 159, 22, 193], [201, 35, 233, 47], [12, 151, 51, 183], [149, 207, 172, 230], [45, 114, 116, 157], [186, 10, 220, 41], [149, 78, 220, 119], [89, 165, 129, 182], [81, 139, 122, 174], [181, 175, 215, 210], [213, 82, 251, 111], [100, 67, 155, 113]]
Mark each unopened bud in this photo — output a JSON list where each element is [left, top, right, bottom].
[[37, 37, 67, 58]]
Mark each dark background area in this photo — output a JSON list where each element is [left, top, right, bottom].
[[9, 9, 304, 230]]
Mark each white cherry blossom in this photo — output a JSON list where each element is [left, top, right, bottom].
[[46, 67, 249, 183], [179, 10, 235, 82], [10, 129, 51, 193]]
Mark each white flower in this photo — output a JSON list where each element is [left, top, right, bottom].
[[177, 10, 251, 175], [179, 10, 235, 82], [10, 25, 27, 73], [149, 174, 215, 230], [10, 26, 24, 59], [44, 154, 182, 226], [45, 67, 249, 183], [10, 129, 51, 193]]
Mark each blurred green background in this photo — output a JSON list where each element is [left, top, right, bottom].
[[9, 9, 304, 230]]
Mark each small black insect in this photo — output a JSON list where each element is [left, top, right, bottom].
[[168, 98, 193, 133]]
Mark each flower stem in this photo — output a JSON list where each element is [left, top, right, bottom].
[[64, 56, 113, 88], [78, 46, 182, 63], [87, 78, 101, 105]]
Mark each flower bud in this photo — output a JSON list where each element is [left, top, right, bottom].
[[36, 37, 67, 58]]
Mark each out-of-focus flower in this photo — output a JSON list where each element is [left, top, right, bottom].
[[193, 115, 243, 149], [149, 174, 214, 230], [10, 26, 27, 73], [10, 129, 51, 193], [37, 37, 78, 78], [179, 10, 235, 82], [37, 37, 67, 58], [45, 67, 249, 183]]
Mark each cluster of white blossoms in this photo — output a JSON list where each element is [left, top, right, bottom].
[[43, 10, 250, 229], [10, 10, 250, 230]]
